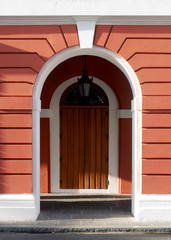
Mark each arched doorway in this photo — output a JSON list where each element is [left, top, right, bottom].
[[50, 77, 119, 194], [33, 46, 142, 219]]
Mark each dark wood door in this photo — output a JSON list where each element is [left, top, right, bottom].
[[60, 106, 109, 189]]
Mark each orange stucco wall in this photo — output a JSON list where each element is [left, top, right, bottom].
[[94, 25, 171, 194], [1, 24, 171, 194], [0, 25, 79, 193]]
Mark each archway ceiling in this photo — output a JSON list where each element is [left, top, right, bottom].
[[41, 55, 133, 108]]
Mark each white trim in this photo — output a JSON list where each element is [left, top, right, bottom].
[[32, 45, 142, 221], [41, 109, 132, 119], [138, 194, 171, 221], [40, 109, 51, 118], [2, 16, 171, 25], [50, 77, 119, 194], [0, 194, 37, 221], [32, 97, 41, 220], [77, 21, 96, 49], [34, 47, 142, 100], [118, 109, 132, 119]]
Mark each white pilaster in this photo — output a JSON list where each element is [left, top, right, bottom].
[[131, 97, 142, 218], [32, 97, 41, 219]]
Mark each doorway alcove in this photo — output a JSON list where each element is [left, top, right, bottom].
[[40, 55, 133, 194]]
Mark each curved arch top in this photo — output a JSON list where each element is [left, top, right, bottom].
[[33, 46, 142, 106]]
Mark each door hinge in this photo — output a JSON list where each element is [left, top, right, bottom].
[[106, 180, 109, 186]]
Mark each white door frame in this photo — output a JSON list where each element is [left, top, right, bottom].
[[50, 77, 119, 194], [33, 45, 142, 219]]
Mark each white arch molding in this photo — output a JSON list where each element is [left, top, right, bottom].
[[50, 77, 119, 194], [32, 46, 142, 220]]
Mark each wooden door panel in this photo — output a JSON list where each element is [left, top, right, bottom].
[[60, 106, 109, 189], [79, 108, 85, 189], [90, 108, 96, 189], [84, 108, 91, 189], [73, 108, 79, 189], [67, 108, 74, 189], [101, 108, 109, 189], [96, 109, 102, 189]]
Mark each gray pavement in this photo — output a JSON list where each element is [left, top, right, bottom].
[[0, 194, 171, 233], [0, 233, 171, 240]]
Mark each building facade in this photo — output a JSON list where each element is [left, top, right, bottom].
[[0, 0, 171, 221]]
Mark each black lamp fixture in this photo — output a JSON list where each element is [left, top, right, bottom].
[[77, 55, 93, 97]]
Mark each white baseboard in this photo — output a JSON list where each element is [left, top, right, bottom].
[[0, 194, 39, 221], [137, 194, 171, 221]]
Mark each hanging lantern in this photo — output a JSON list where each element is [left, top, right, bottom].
[[77, 56, 93, 97]]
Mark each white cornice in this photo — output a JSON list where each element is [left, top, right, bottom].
[[1, 16, 171, 25], [1, 0, 171, 25]]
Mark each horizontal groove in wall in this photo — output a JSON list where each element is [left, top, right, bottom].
[[143, 109, 171, 112], [141, 82, 171, 84], [142, 158, 171, 160], [142, 127, 171, 129], [0, 159, 32, 161], [0, 111, 32, 114], [0, 158, 32, 160], [0, 143, 32, 145], [0, 173, 32, 176], [142, 111, 171, 114], [142, 142, 171, 145], [142, 142, 171, 144], [0, 127, 32, 129], [142, 174, 171, 176]]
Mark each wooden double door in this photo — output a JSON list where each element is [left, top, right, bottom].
[[60, 106, 109, 189]]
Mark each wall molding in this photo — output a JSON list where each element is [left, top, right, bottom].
[[1, 0, 171, 25], [1, 16, 171, 25], [41, 109, 132, 119], [0, 194, 37, 221], [40, 109, 50, 118], [138, 194, 171, 221], [118, 109, 132, 119]]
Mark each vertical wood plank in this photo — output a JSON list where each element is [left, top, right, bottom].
[[60, 109, 63, 188], [60, 108, 68, 189], [67, 108, 74, 188], [90, 108, 96, 189], [95, 109, 102, 189], [73, 108, 79, 189], [84, 108, 90, 189], [101, 108, 109, 189], [79, 108, 85, 189]]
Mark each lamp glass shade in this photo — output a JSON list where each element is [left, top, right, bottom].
[[79, 83, 92, 97]]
